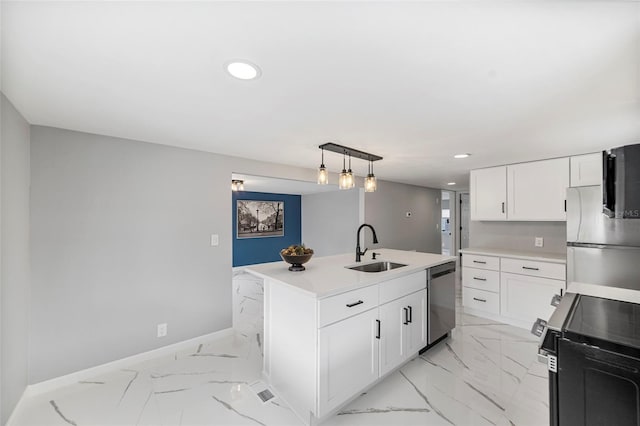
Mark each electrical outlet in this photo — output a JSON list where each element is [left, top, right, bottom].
[[210, 234, 219, 246], [157, 323, 167, 338], [535, 237, 544, 247]]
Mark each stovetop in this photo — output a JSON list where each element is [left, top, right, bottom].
[[563, 295, 640, 359]]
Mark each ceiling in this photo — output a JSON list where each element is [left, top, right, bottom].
[[3, 1, 640, 190]]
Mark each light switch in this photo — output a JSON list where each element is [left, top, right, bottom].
[[211, 234, 219, 246]]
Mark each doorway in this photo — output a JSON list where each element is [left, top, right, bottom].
[[441, 191, 455, 255]]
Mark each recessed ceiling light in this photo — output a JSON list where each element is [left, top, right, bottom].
[[225, 60, 261, 80], [447, 182, 456, 186], [454, 153, 471, 159]]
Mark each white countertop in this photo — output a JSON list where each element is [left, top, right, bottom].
[[245, 248, 457, 299], [460, 247, 566, 264], [566, 282, 640, 304]]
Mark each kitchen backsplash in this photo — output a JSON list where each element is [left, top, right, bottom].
[[469, 220, 567, 255]]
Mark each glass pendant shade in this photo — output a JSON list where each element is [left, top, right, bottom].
[[364, 174, 377, 192], [317, 147, 329, 185], [364, 160, 376, 192], [346, 154, 355, 188], [339, 169, 350, 190], [346, 169, 354, 188], [317, 164, 329, 185]]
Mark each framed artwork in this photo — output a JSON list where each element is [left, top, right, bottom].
[[237, 200, 284, 238]]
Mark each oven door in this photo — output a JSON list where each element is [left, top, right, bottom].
[[558, 338, 640, 426]]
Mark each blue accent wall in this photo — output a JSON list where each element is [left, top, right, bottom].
[[232, 191, 302, 267]]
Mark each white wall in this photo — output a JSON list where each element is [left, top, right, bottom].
[[364, 180, 441, 253], [1, 94, 31, 424], [469, 220, 567, 255], [302, 189, 363, 257], [29, 125, 320, 383]]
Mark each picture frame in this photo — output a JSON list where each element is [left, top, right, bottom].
[[236, 200, 284, 238]]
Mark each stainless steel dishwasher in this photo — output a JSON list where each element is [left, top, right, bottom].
[[423, 261, 456, 351]]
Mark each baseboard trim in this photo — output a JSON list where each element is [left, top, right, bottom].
[[23, 327, 234, 398]]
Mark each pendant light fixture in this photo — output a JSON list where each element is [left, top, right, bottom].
[[317, 147, 329, 185], [364, 160, 377, 192], [339, 152, 350, 190], [346, 153, 355, 188], [318, 142, 382, 192]]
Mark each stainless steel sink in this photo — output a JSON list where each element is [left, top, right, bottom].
[[347, 261, 407, 273]]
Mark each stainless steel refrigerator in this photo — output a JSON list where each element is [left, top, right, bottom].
[[567, 145, 640, 290]]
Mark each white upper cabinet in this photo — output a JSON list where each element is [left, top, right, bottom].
[[507, 157, 570, 221], [570, 153, 602, 187], [470, 166, 507, 220]]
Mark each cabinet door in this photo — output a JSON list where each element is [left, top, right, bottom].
[[318, 308, 379, 417], [500, 272, 565, 326], [405, 289, 427, 355], [470, 166, 507, 220], [379, 297, 406, 377], [570, 153, 602, 187], [507, 158, 569, 221]]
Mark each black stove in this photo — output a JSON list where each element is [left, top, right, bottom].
[[539, 293, 640, 426]]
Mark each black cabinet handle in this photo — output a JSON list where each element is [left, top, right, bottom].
[[522, 266, 539, 271], [473, 260, 487, 264], [375, 319, 381, 339], [346, 300, 364, 308], [403, 307, 409, 325], [564, 200, 567, 212], [473, 297, 487, 303], [502, 202, 505, 213], [408, 305, 413, 323], [473, 277, 487, 281]]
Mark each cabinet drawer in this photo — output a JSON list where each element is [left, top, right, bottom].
[[462, 254, 500, 271], [379, 270, 427, 304], [501, 258, 566, 280], [462, 267, 499, 293], [319, 285, 379, 328], [463, 287, 499, 314], [463, 287, 500, 314]]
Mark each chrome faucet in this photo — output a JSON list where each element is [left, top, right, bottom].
[[356, 224, 379, 262]]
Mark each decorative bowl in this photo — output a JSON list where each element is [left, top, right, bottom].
[[280, 253, 313, 272]]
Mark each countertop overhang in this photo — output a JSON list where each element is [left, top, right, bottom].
[[245, 248, 457, 299], [460, 247, 566, 264]]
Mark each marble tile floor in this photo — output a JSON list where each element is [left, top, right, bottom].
[[10, 309, 548, 426]]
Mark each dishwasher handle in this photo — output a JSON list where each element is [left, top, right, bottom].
[[430, 262, 456, 279]]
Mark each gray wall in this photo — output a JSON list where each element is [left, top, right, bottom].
[[302, 189, 363, 257], [1, 94, 31, 424], [469, 220, 567, 255], [364, 180, 441, 253], [29, 126, 320, 383]]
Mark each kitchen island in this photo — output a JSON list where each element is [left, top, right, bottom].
[[246, 248, 456, 425]]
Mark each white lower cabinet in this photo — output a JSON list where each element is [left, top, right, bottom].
[[461, 252, 566, 329], [264, 270, 428, 425], [318, 308, 379, 417], [500, 272, 564, 327], [379, 289, 426, 377]]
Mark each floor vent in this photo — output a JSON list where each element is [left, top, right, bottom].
[[257, 389, 274, 403], [249, 381, 275, 404]]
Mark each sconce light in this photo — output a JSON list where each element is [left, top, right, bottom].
[[317, 147, 329, 185], [231, 179, 244, 191], [364, 160, 377, 193]]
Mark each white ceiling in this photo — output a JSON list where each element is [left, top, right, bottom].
[[3, 1, 640, 190]]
